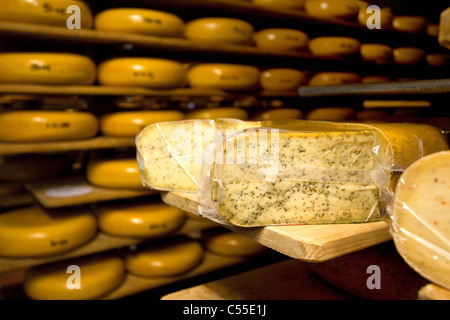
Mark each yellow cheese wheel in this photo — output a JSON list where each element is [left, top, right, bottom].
[[392, 16, 428, 33], [94, 8, 185, 37], [0, 110, 98, 142], [253, 29, 309, 52], [185, 107, 249, 120], [391, 151, 450, 290], [23, 252, 126, 300], [0, 0, 93, 28], [361, 75, 391, 83], [308, 72, 361, 86], [99, 110, 184, 137], [96, 201, 186, 238], [0, 154, 72, 182], [426, 23, 439, 37], [392, 47, 425, 65], [309, 37, 360, 56], [0, 206, 97, 258], [360, 43, 393, 63], [357, 6, 393, 29], [123, 237, 204, 277], [425, 54, 450, 67], [305, 0, 360, 19], [251, 108, 303, 121], [306, 107, 356, 120], [188, 63, 260, 91], [185, 17, 254, 45], [97, 57, 187, 89], [202, 228, 266, 257], [356, 109, 391, 121], [259, 68, 307, 91], [86, 158, 143, 189], [0, 53, 96, 85], [251, 0, 306, 10]]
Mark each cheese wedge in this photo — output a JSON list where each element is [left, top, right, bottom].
[[393, 47, 425, 65], [391, 151, 450, 290], [251, 0, 306, 10], [259, 68, 307, 91], [308, 72, 361, 86], [254, 29, 309, 52], [305, 0, 360, 19], [0, 206, 97, 258], [309, 37, 360, 56], [86, 158, 144, 189], [392, 16, 428, 33], [23, 252, 126, 300], [252, 108, 303, 121], [202, 228, 266, 257], [186, 108, 249, 120]]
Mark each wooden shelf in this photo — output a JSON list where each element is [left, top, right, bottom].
[[161, 192, 392, 262]]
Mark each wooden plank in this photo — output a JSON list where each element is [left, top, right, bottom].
[[418, 284, 450, 300], [161, 192, 392, 262]]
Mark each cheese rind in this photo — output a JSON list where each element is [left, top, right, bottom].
[[309, 37, 360, 56], [86, 158, 144, 189], [254, 29, 309, 52]]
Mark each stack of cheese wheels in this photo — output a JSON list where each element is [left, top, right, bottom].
[[201, 228, 266, 257], [425, 53, 450, 67], [23, 252, 126, 300], [97, 57, 187, 89], [391, 150, 450, 291], [0, 0, 93, 28], [393, 47, 425, 65], [0, 206, 97, 258], [305, 0, 361, 19], [306, 107, 356, 121], [99, 110, 184, 137], [309, 36, 360, 56], [185, 17, 254, 45], [86, 158, 143, 189], [94, 8, 185, 37], [96, 201, 186, 239], [251, 0, 306, 10], [253, 29, 309, 52], [357, 4, 393, 29], [0, 53, 96, 85], [185, 107, 249, 120], [0, 110, 98, 142], [252, 108, 303, 121], [360, 43, 393, 63], [259, 68, 307, 91], [123, 236, 204, 277], [308, 72, 361, 85], [188, 63, 260, 91], [392, 15, 428, 33]]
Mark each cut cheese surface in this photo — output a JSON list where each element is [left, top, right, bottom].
[[254, 29, 309, 52], [393, 47, 425, 65], [391, 151, 450, 290], [0, 206, 97, 258], [251, 0, 306, 10], [309, 37, 360, 56], [185, 108, 249, 120], [252, 108, 303, 121], [0, 110, 98, 142], [86, 158, 144, 189], [308, 72, 361, 86], [259, 68, 307, 91], [23, 252, 125, 300], [0, 53, 96, 85], [305, 0, 360, 19]]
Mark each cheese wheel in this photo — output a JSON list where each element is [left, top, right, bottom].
[[251, 108, 303, 121], [0, 0, 93, 29], [86, 158, 143, 189], [251, 0, 306, 10], [185, 17, 254, 45], [0, 206, 97, 258], [426, 23, 439, 37], [123, 237, 204, 277], [99, 110, 184, 137], [361, 75, 391, 83], [308, 72, 361, 86], [97, 57, 187, 89], [305, 0, 360, 19], [94, 8, 184, 37], [309, 37, 360, 56], [391, 151, 450, 290], [425, 54, 450, 67], [260, 68, 307, 91], [253, 29, 309, 52], [0, 154, 72, 182], [0, 110, 98, 142], [356, 109, 391, 121], [185, 107, 249, 120], [360, 43, 393, 63], [96, 201, 186, 238], [357, 6, 393, 29], [0, 53, 96, 85], [393, 47, 425, 65], [202, 228, 266, 257], [23, 252, 125, 300], [392, 16, 428, 34], [188, 64, 260, 91], [306, 107, 355, 120]]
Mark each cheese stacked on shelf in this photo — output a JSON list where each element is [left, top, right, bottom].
[[306, 107, 356, 121], [259, 68, 307, 91], [393, 47, 425, 65], [254, 29, 309, 52], [251, 0, 306, 10], [185, 107, 249, 120], [305, 0, 361, 20], [86, 158, 144, 189], [360, 43, 393, 63], [357, 3, 393, 29], [308, 72, 361, 85], [392, 16, 428, 33], [309, 37, 360, 56], [252, 108, 303, 121]]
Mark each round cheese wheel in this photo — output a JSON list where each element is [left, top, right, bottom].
[[94, 8, 185, 37], [123, 237, 204, 277], [0, 53, 96, 85], [253, 29, 309, 52], [361, 75, 391, 83], [357, 6, 393, 29], [425, 54, 450, 67], [426, 23, 439, 37], [185, 107, 249, 120], [306, 107, 356, 120], [0, 110, 98, 142], [23, 252, 126, 300], [259, 68, 307, 91], [251, 108, 303, 120], [392, 47, 425, 65], [391, 151, 450, 290], [97, 57, 187, 89], [0, 0, 93, 28], [185, 17, 254, 45], [392, 16, 428, 33], [308, 72, 361, 86], [360, 43, 393, 63], [251, 0, 306, 10], [0, 206, 97, 258], [86, 158, 143, 189], [305, 0, 360, 19], [309, 37, 360, 56], [188, 63, 260, 91], [202, 228, 266, 257], [96, 201, 186, 238], [99, 110, 184, 137]]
